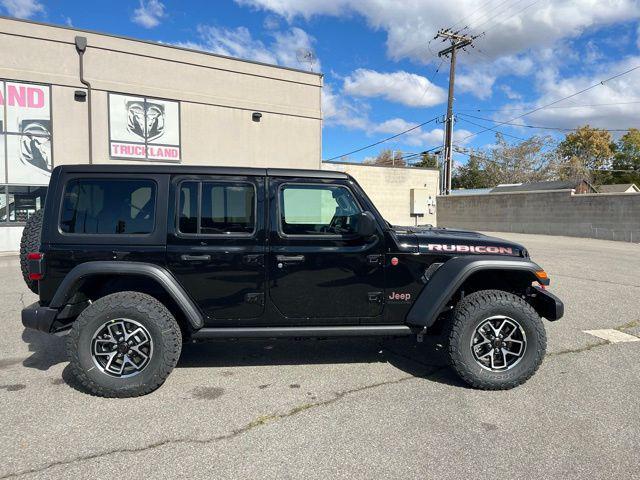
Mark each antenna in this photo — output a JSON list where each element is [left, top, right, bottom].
[[296, 48, 317, 72]]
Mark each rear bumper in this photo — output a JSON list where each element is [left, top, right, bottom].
[[532, 287, 564, 321], [22, 302, 59, 333]]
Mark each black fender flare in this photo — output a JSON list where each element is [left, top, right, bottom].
[[406, 256, 544, 328], [49, 261, 204, 329]]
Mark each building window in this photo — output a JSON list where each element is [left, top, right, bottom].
[[0, 79, 52, 226], [108, 93, 181, 162], [60, 179, 156, 235], [7, 186, 47, 223]]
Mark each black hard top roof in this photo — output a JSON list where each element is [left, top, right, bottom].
[[53, 164, 349, 179]]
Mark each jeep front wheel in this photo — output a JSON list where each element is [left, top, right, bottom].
[[67, 291, 182, 398], [447, 289, 546, 390]]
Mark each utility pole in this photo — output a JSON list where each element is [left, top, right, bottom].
[[435, 28, 476, 195]]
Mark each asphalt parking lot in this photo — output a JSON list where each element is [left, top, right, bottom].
[[1, 232, 639, 479]]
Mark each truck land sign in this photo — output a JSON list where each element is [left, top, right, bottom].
[[0, 81, 52, 185], [109, 93, 181, 162]]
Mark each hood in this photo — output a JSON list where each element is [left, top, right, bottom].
[[390, 225, 527, 258]]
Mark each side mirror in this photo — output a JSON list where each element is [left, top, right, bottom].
[[356, 211, 377, 238]]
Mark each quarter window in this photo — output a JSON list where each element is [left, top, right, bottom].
[[178, 181, 255, 235], [280, 184, 361, 236], [60, 179, 156, 234]]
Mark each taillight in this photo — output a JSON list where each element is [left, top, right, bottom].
[[27, 252, 44, 281]]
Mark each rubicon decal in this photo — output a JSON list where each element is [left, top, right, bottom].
[[426, 244, 514, 255]]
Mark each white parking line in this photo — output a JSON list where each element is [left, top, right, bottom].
[[583, 329, 640, 343]]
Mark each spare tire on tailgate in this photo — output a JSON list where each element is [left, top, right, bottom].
[[19, 209, 44, 294]]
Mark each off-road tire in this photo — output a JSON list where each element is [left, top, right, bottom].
[[19, 209, 44, 294], [67, 291, 182, 398], [447, 289, 546, 390]]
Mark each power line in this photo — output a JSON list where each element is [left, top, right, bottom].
[[457, 100, 640, 112], [445, 0, 500, 32], [457, 116, 528, 141], [466, 0, 528, 32], [458, 112, 633, 133], [453, 147, 640, 173], [459, 63, 640, 143], [324, 116, 439, 161], [417, 58, 445, 105], [478, 0, 546, 35]]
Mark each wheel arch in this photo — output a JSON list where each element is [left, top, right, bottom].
[[50, 262, 204, 330], [406, 256, 545, 328]]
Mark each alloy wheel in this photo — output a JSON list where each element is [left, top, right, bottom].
[[91, 318, 153, 378], [470, 315, 527, 371]]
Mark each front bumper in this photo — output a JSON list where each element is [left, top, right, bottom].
[[532, 286, 564, 321], [22, 302, 59, 333]]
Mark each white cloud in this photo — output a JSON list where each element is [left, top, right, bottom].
[[499, 84, 522, 100], [132, 0, 166, 29], [0, 0, 44, 18], [237, 0, 639, 62], [176, 25, 320, 70], [322, 83, 369, 130], [343, 69, 446, 107], [496, 55, 640, 131], [372, 117, 472, 147], [237, 0, 639, 98]]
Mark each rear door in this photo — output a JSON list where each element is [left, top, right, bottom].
[[267, 177, 385, 324], [166, 174, 266, 325]]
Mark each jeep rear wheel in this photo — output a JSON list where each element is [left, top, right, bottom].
[[67, 291, 182, 398], [447, 289, 546, 390], [19, 209, 43, 294]]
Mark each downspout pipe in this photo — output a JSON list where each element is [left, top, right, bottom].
[[75, 36, 93, 164]]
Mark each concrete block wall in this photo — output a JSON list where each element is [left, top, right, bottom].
[[438, 189, 640, 243], [322, 162, 439, 226]]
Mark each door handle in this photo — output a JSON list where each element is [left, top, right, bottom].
[[180, 254, 211, 261], [276, 255, 305, 263]]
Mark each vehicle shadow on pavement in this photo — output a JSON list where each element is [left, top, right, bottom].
[[20, 329, 467, 391], [21, 328, 67, 371], [177, 336, 467, 388]]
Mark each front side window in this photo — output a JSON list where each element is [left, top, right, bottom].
[[60, 179, 156, 234], [280, 184, 361, 236], [178, 181, 255, 235]]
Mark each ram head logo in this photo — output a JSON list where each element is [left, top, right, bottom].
[[126, 100, 165, 142]]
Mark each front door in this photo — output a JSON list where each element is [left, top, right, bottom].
[[166, 174, 266, 325], [267, 178, 385, 324]]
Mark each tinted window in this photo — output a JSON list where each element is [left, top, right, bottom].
[[177, 181, 255, 235], [280, 184, 361, 236], [60, 179, 156, 234], [178, 182, 198, 234]]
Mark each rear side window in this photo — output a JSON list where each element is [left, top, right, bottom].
[[60, 179, 156, 234], [178, 181, 255, 235]]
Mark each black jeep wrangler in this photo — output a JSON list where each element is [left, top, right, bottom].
[[21, 165, 563, 397]]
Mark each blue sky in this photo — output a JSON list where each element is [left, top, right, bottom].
[[3, 0, 640, 164]]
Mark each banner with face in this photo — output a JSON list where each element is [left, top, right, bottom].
[[109, 93, 180, 161], [0, 81, 52, 184]]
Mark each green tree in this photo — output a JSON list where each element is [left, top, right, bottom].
[[413, 151, 438, 168], [365, 149, 406, 167], [452, 133, 556, 189], [452, 154, 490, 189], [556, 125, 613, 181]]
